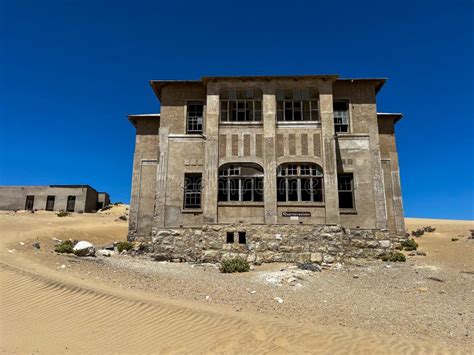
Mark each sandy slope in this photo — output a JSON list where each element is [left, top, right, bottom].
[[0, 209, 472, 354]]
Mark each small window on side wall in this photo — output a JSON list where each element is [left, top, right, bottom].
[[338, 173, 355, 209], [183, 173, 202, 209], [333, 101, 349, 133], [187, 102, 203, 134], [238, 231, 246, 244]]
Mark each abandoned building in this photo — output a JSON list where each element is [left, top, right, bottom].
[[0, 185, 110, 213], [128, 74, 406, 263]]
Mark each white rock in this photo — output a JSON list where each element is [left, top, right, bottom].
[[61, 264, 66, 269], [8, 249, 15, 253], [19, 242, 25, 246], [73, 241, 95, 257], [273, 297, 284, 304]]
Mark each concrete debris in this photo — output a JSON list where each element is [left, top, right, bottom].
[[296, 262, 321, 272], [73, 241, 96, 257], [97, 249, 114, 257]]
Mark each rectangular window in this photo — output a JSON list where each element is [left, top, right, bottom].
[[226, 232, 234, 243], [46, 195, 55, 211], [276, 88, 319, 122], [220, 89, 262, 122], [183, 173, 202, 209], [186, 102, 203, 134], [338, 173, 355, 209], [66, 196, 76, 212], [334, 101, 349, 133], [238, 231, 246, 244], [25, 195, 35, 211]]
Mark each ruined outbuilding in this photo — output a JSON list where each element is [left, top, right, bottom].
[[0, 185, 108, 213]]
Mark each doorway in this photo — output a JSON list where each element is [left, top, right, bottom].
[[66, 196, 76, 212], [46, 195, 55, 211], [25, 195, 35, 211]]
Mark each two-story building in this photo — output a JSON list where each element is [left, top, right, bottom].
[[128, 75, 405, 245]]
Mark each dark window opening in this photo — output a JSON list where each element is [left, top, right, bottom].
[[226, 232, 234, 244], [186, 102, 203, 134], [276, 88, 319, 122], [66, 196, 76, 212], [334, 101, 349, 133], [238, 231, 246, 244], [338, 173, 355, 209], [46, 195, 55, 211], [218, 163, 264, 203], [277, 163, 324, 202], [183, 173, 202, 209], [220, 89, 262, 122], [25, 195, 35, 211]]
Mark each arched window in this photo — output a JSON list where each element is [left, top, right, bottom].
[[277, 163, 323, 202], [218, 163, 264, 202]]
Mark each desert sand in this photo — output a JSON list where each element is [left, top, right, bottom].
[[0, 208, 472, 354]]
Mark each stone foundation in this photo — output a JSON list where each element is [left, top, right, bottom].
[[130, 224, 406, 264]]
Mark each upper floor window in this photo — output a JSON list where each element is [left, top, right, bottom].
[[186, 102, 203, 134], [277, 163, 324, 202], [334, 101, 349, 133], [276, 88, 319, 122], [183, 173, 202, 209], [220, 88, 262, 122], [218, 163, 263, 202]]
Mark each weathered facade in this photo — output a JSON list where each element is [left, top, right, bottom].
[[0, 185, 107, 213], [127, 75, 405, 262]]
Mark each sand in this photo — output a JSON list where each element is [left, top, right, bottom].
[[0, 209, 472, 354]]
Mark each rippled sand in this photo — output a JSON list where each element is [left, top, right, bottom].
[[0, 210, 471, 354]]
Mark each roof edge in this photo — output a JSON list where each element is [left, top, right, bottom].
[[128, 113, 161, 128], [377, 112, 403, 124]]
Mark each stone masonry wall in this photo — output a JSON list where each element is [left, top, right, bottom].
[[131, 224, 405, 264]]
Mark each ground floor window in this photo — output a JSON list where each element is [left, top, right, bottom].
[[338, 173, 355, 209], [277, 163, 324, 202], [183, 173, 202, 209], [218, 163, 263, 202], [66, 196, 76, 212]]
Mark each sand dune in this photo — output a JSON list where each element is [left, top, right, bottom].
[[0, 210, 472, 354]]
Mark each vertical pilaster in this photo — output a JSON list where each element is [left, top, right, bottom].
[[154, 127, 169, 227], [263, 85, 277, 224], [203, 83, 220, 223], [390, 152, 405, 234], [319, 80, 340, 224], [368, 109, 388, 230]]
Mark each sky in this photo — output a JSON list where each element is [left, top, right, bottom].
[[0, 0, 473, 219]]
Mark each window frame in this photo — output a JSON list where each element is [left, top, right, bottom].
[[183, 173, 203, 210], [277, 163, 324, 203], [337, 172, 356, 210], [220, 88, 263, 123], [186, 101, 204, 134], [333, 100, 350, 134], [276, 88, 320, 122], [218, 163, 264, 203]]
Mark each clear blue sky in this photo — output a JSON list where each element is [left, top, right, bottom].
[[1, 0, 473, 219]]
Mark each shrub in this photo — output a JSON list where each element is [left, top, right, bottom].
[[116, 241, 134, 253], [113, 202, 123, 206], [379, 252, 406, 262], [401, 238, 418, 251], [54, 240, 75, 254], [56, 211, 70, 217], [100, 205, 113, 211], [219, 257, 250, 273]]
